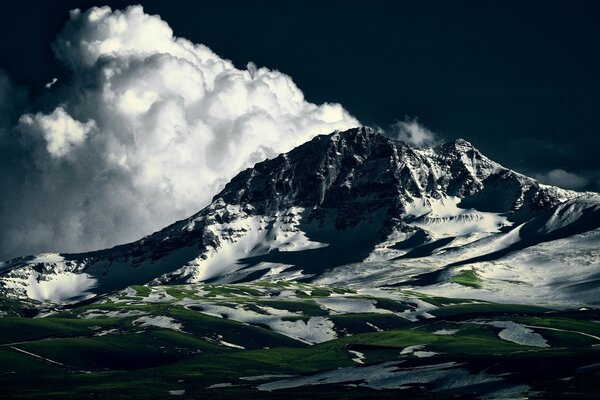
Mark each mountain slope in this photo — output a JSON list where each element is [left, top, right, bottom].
[[1, 127, 598, 305]]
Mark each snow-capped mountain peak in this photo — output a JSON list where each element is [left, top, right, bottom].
[[1, 127, 598, 306]]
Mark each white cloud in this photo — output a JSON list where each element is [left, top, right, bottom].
[[19, 107, 96, 157], [535, 169, 589, 190], [0, 5, 358, 259], [117, 88, 159, 115], [391, 118, 438, 147], [45, 77, 58, 89]]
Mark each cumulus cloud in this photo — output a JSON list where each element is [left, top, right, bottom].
[[534, 169, 589, 190], [0, 5, 358, 259], [19, 107, 96, 157], [390, 118, 439, 147]]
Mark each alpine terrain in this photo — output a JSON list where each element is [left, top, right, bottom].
[[1, 127, 600, 399]]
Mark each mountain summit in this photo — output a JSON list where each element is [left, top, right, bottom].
[[1, 127, 599, 305]]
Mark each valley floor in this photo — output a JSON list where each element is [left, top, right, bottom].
[[1, 282, 599, 399]]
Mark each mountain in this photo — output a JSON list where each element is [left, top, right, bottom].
[[1, 127, 599, 305]]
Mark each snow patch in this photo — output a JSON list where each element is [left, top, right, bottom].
[[145, 288, 176, 303], [24, 270, 96, 303], [316, 297, 392, 315], [348, 349, 365, 364], [207, 383, 236, 389], [239, 374, 298, 381], [482, 321, 549, 348], [81, 309, 146, 319], [269, 317, 337, 344], [400, 345, 438, 357], [182, 207, 326, 283], [257, 361, 504, 391], [433, 329, 459, 335], [134, 315, 183, 331], [406, 196, 511, 238], [195, 303, 335, 344]]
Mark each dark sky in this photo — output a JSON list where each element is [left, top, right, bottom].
[[1, 0, 599, 187]]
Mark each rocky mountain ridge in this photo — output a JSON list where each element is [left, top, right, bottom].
[[1, 127, 598, 305]]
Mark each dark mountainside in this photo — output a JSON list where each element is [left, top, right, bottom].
[[1, 127, 599, 304]]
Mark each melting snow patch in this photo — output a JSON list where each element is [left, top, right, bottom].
[[81, 309, 147, 319], [134, 316, 183, 331], [316, 297, 392, 314], [348, 350, 365, 364], [406, 196, 511, 238], [219, 340, 245, 349], [479, 321, 549, 347], [203, 334, 245, 349], [257, 361, 504, 391], [399, 345, 437, 357], [145, 288, 176, 303], [366, 322, 383, 332], [107, 286, 141, 303], [398, 308, 436, 322], [168, 390, 185, 396], [94, 328, 119, 337], [207, 383, 235, 389], [433, 329, 459, 335], [413, 350, 438, 358], [269, 317, 337, 344], [195, 303, 335, 344], [240, 374, 298, 381], [479, 384, 534, 399], [123, 287, 138, 297]]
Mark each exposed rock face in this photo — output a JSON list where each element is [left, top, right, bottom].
[[217, 127, 570, 227]]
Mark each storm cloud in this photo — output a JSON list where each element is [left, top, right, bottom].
[[0, 6, 358, 259]]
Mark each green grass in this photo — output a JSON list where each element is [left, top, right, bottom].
[[131, 285, 151, 297], [0, 282, 599, 399], [296, 288, 331, 297], [0, 317, 120, 344], [0, 348, 58, 373], [15, 330, 229, 370], [449, 269, 482, 288], [371, 297, 412, 312]]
